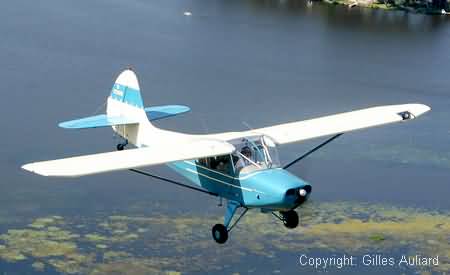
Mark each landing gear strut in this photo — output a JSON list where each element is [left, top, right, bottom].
[[212, 200, 248, 244], [273, 210, 299, 229], [116, 140, 128, 151]]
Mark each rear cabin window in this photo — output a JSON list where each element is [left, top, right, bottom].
[[197, 155, 234, 176]]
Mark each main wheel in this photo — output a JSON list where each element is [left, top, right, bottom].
[[212, 224, 228, 244], [281, 210, 299, 229]]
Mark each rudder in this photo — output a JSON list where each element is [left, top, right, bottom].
[[108, 69, 144, 110], [106, 68, 153, 146]]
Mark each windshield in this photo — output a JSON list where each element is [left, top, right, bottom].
[[230, 135, 280, 175]]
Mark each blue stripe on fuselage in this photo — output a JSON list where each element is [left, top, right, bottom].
[[167, 161, 309, 210]]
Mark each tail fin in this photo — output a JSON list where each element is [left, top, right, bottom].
[[107, 69, 155, 145], [107, 69, 145, 115]]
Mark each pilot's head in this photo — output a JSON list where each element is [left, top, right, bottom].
[[241, 146, 252, 158]]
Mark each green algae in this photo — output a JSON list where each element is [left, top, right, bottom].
[[0, 217, 93, 273], [137, 228, 148, 233], [111, 233, 139, 242], [0, 229, 78, 258], [103, 251, 132, 261], [95, 244, 108, 249], [0, 202, 448, 274], [0, 248, 27, 262], [88, 259, 167, 275], [369, 233, 386, 242], [29, 217, 57, 229], [48, 258, 84, 274], [85, 233, 108, 242], [32, 261, 45, 271]]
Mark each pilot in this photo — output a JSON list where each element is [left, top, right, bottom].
[[216, 160, 228, 174], [235, 146, 252, 172]]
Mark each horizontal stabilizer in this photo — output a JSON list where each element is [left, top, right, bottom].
[[145, 105, 190, 121], [58, 115, 139, 129], [22, 139, 235, 177], [59, 105, 190, 129]]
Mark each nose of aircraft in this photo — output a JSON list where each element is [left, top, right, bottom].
[[286, 184, 312, 207], [277, 170, 312, 208], [258, 169, 312, 209], [251, 168, 310, 191], [245, 168, 311, 209]]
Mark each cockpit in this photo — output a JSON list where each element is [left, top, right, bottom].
[[231, 135, 281, 175], [196, 135, 280, 177]]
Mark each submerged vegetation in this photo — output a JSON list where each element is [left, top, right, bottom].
[[0, 201, 448, 274]]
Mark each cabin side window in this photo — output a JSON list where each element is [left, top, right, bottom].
[[197, 155, 234, 176]]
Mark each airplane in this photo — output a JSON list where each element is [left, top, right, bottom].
[[22, 68, 431, 244]]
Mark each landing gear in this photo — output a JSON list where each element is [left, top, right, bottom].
[[212, 224, 228, 244], [116, 140, 128, 151], [211, 200, 248, 244], [273, 210, 299, 229], [281, 210, 299, 229]]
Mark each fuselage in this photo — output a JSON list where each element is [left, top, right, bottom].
[[168, 160, 311, 211], [109, 100, 312, 211]]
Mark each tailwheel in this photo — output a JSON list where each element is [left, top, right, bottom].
[[116, 144, 125, 151], [281, 210, 299, 229], [116, 140, 128, 151], [212, 224, 228, 244]]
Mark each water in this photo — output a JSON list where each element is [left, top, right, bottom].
[[0, 0, 449, 274]]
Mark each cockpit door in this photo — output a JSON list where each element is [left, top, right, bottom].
[[195, 154, 237, 199]]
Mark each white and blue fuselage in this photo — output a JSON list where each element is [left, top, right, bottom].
[[169, 161, 310, 210]]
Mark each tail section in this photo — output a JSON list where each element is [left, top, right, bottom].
[[58, 68, 191, 147], [107, 69, 155, 146]]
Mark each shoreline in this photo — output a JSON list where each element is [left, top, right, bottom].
[[321, 0, 450, 15]]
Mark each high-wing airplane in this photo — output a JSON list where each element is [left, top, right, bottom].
[[22, 69, 430, 244]]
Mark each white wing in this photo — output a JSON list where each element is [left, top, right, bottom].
[[22, 139, 234, 177], [213, 103, 431, 144], [22, 103, 430, 177]]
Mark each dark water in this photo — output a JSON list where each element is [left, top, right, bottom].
[[1, 0, 449, 274]]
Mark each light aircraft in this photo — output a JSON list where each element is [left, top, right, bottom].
[[22, 69, 430, 244]]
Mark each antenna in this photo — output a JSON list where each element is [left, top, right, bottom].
[[242, 121, 254, 131]]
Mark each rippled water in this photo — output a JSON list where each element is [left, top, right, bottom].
[[0, 0, 449, 274]]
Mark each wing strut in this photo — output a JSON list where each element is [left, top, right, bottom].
[[283, 134, 343, 169], [129, 168, 219, 197]]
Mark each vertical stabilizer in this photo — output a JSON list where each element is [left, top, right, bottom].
[[108, 69, 144, 109], [106, 69, 155, 146]]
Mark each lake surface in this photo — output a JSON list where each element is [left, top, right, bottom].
[[0, 0, 449, 274]]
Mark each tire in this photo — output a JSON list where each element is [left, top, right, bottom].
[[212, 224, 228, 244], [117, 144, 124, 151], [282, 210, 299, 229]]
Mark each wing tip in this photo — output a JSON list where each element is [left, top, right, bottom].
[[22, 163, 49, 176], [22, 163, 33, 172], [410, 103, 431, 117]]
